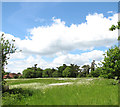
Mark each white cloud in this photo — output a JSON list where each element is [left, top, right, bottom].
[[52, 50, 104, 66], [2, 13, 118, 56], [1, 13, 118, 73], [6, 53, 48, 73], [107, 11, 113, 13], [6, 50, 104, 73]]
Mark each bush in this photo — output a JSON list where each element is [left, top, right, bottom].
[[100, 73, 115, 79], [2, 88, 33, 105], [2, 80, 7, 93], [91, 67, 102, 77]]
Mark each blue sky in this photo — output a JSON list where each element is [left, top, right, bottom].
[[2, 2, 117, 39], [2, 2, 118, 73]]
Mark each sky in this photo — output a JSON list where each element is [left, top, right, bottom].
[[1, 2, 118, 73]]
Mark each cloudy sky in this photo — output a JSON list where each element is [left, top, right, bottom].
[[2, 2, 118, 73]]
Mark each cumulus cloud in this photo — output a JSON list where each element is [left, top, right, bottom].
[[6, 50, 104, 73], [2, 13, 118, 56], [6, 52, 48, 73], [1, 13, 118, 73], [27, 13, 117, 55], [52, 50, 104, 66]]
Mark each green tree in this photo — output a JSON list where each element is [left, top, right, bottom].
[[109, 21, 120, 40], [22, 67, 43, 78], [69, 64, 80, 77], [52, 71, 60, 77], [102, 46, 120, 79], [32, 64, 38, 78], [109, 21, 120, 81], [23, 68, 34, 78], [1, 33, 17, 92], [1, 34, 17, 72], [91, 60, 96, 72], [82, 65, 90, 75], [42, 68, 54, 78], [91, 67, 102, 77], [36, 68, 43, 78], [62, 67, 71, 77], [57, 64, 67, 77]]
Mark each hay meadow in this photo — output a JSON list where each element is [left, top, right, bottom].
[[2, 78, 118, 105]]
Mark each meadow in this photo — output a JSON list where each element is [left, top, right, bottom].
[[2, 78, 118, 105]]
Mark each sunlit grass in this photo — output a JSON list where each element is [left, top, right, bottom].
[[2, 78, 118, 105]]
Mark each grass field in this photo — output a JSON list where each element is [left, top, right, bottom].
[[2, 78, 118, 105]]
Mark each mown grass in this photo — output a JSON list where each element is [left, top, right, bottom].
[[5, 78, 78, 85], [2, 78, 118, 105]]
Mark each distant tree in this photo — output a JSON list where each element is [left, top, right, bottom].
[[36, 68, 43, 78], [82, 65, 90, 75], [52, 71, 60, 77], [31, 64, 38, 78], [22, 66, 43, 78], [69, 64, 80, 77], [91, 60, 96, 71], [62, 67, 71, 77], [23, 69, 34, 78], [57, 64, 67, 77], [17, 72, 21, 75], [42, 68, 52, 78], [34, 64, 37, 71]]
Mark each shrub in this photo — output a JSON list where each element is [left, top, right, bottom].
[[2, 88, 33, 105], [91, 67, 102, 77]]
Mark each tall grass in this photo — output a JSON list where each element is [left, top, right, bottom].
[[2, 78, 118, 105]]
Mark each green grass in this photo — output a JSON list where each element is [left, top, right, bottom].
[[5, 78, 77, 85], [2, 78, 118, 105]]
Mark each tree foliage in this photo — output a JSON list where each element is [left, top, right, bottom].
[[23, 67, 43, 78], [91, 67, 102, 77], [109, 21, 120, 40], [1, 33, 17, 92], [108, 21, 120, 81], [62, 67, 71, 77], [82, 65, 90, 75], [1, 33, 17, 73], [101, 46, 120, 79], [57, 64, 67, 77], [69, 64, 80, 77]]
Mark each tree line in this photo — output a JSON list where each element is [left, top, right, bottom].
[[22, 45, 120, 79]]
